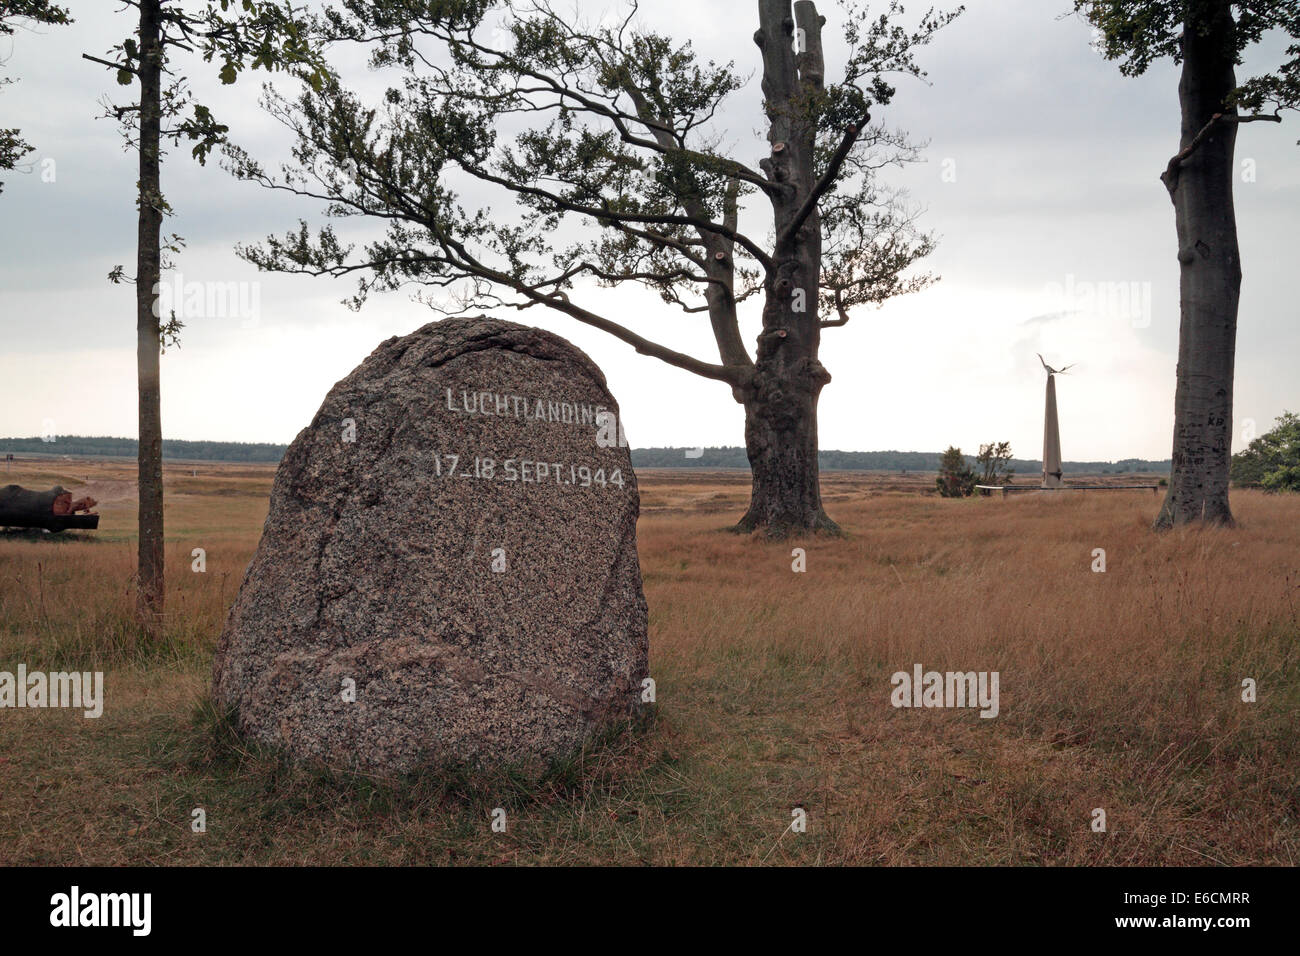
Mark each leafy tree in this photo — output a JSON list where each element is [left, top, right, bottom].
[[82, 0, 329, 636], [976, 440, 1014, 485], [231, 0, 960, 536], [936, 445, 975, 497], [1261, 462, 1300, 492], [0, 0, 72, 194], [1078, 0, 1300, 528], [1231, 410, 1300, 490]]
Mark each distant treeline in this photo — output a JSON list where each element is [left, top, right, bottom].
[[631, 447, 1171, 474], [0, 435, 287, 462], [0, 436, 1171, 473]]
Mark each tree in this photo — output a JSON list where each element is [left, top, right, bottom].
[[231, 0, 960, 536], [83, 0, 328, 637], [1262, 458, 1300, 492], [976, 440, 1014, 485], [935, 445, 975, 497], [1231, 410, 1300, 490], [1079, 0, 1300, 528], [0, 1, 72, 194]]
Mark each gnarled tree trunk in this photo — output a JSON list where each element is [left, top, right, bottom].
[[736, 362, 836, 534], [736, 0, 840, 536], [1154, 0, 1240, 529]]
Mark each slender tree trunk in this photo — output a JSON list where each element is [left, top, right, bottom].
[[136, 0, 165, 635], [1154, 0, 1240, 529]]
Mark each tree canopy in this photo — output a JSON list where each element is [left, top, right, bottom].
[[231, 0, 957, 383], [0, 0, 72, 193], [1078, 0, 1300, 179], [1231, 411, 1300, 491]]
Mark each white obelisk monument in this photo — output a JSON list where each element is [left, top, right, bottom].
[[1037, 354, 1072, 488]]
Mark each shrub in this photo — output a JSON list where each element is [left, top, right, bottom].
[[936, 446, 977, 497], [976, 441, 1015, 486]]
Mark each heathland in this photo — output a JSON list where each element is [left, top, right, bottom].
[[0, 458, 1295, 865]]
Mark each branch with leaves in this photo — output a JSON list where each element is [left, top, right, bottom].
[[0, 0, 72, 193], [233, 0, 952, 387]]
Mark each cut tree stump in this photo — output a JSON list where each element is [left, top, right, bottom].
[[0, 484, 100, 531]]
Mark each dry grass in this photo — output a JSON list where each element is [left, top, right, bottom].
[[1, 458, 1297, 865]]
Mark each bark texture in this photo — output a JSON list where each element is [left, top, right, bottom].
[[1154, 0, 1240, 529], [736, 0, 840, 535], [136, 0, 165, 631], [0, 485, 67, 521]]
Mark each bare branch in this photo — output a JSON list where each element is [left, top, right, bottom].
[[81, 52, 137, 75], [1161, 110, 1282, 193], [779, 115, 868, 247]]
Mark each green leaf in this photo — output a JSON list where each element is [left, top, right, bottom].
[[219, 62, 237, 85], [116, 69, 133, 86]]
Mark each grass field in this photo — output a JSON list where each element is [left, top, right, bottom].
[[1, 458, 1297, 865]]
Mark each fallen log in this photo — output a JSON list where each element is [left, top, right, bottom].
[[0, 484, 100, 531]]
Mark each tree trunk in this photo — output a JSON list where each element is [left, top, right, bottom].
[[136, 0, 165, 635], [735, 364, 837, 535], [737, 0, 838, 536], [1153, 0, 1240, 529]]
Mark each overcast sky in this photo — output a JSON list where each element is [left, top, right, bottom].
[[1, 0, 1296, 460]]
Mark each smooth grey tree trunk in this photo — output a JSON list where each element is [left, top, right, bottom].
[[1154, 0, 1240, 529]]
